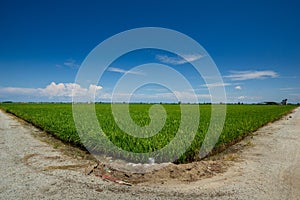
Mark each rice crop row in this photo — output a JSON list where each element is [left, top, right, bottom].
[[0, 103, 296, 163]]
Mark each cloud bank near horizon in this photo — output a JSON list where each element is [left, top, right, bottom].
[[0, 82, 102, 101]]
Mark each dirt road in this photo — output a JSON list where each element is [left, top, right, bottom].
[[0, 107, 299, 199]]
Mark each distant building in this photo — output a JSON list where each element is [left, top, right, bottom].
[[281, 99, 288, 105]]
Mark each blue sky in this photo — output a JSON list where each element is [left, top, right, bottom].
[[0, 0, 299, 103]]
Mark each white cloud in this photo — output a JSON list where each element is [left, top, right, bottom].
[[41, 82, 102, 98], [238, 96, 246, 100], [0, 83, 218, 103], [224, 70, 278, 81], [107, 67, 144, 75], [0, 87, 37, 95], [40, 82, 68, 97], [225, 95, 263, 103], [235, 85, 242, 90], [63, 59, 80, 68], [280, 87, 298, 91], [0, 82, 102, 100], [102, 90, 211, 103], [89, 84, 103, 93], [173, 91, 209, 102], [237, 95, 262, 101], [201, 82, 231, 88], [156, 53, 204, 65]]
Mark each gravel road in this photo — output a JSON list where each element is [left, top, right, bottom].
[[0, 107, 299, 199]]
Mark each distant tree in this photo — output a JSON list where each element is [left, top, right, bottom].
[[265, 102, 278, 105], [2, 101, 13, 103]]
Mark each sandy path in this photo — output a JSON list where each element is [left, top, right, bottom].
[[0, 107, 299, 199], [0, 110, 135, 199], [160, 106, 300, 199]]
